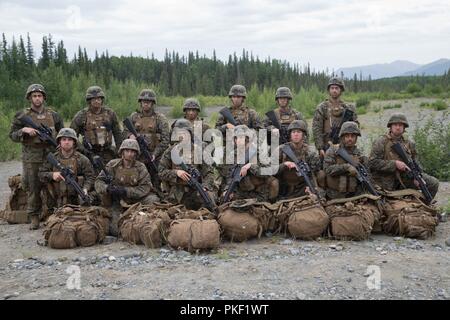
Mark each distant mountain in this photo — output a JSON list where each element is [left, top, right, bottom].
[[337, 60, 420, 80], [336, 59, 450, 80], [402, 58, 450, 76]]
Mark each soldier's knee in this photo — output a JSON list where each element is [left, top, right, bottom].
[[425, 175, 439, 198]]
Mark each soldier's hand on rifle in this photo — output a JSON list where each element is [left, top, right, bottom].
[[226, 123, 235, 130], [284, 161, 296, 170], [345, 164, 358, 177], [129, 134, 137, 140], [395, 160, 410, 172], [222, 190, 234, 201], [23, 127, 38, 136], [413, 179, 421, 188], [176, 170, 191, 182], [320, 150, 326, 158], [240, 163, 252, 177], [52, 172, 65, 182]]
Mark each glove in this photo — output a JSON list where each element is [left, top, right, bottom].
[[107, 185, 127, 198], [345, 164, 358, 177]]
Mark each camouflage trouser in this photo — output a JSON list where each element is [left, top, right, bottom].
[[325, 185, 366, 200], [399, 173, 439, 200], [180, 191, 217, 210], [235, 177, 279, 202], [22, 162, 43, 217]]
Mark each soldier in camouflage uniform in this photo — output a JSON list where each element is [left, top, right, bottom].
[[263, 87, 306, 143], [312, 77, 358, 161], [70, 86, 123, 171], [177, 98, 210, 136], [122, 89, 170, 191], [323, 121, 370, 199], [368, 113, 439, 199], [95, 139, 160, 236], [218, 125, 279, 203], [276, 120, 321, 199], [158, 119, 218, 209], [39, 128, 95, 209], [215, 85, 263, 135], [9, 84, 64, 229]]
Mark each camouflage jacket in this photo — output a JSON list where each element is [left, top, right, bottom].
[[215, 105, 263, 134], [312, 99, 357, 151], [158, 143, 217, 203], [38, 150, 95, 192], [263, 106, 306, 131], [9, 106, 64, 163], [70, 105, 123, 153], [95, 158, 152, 201], [122, 110, 170, 160], [368, 133, 417, 190]]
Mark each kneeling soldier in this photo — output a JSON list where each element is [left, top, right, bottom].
[[39, 128, 95, 209], [324, 121, 369, 199], [368, 113, 439, 201], [95, 139, 160, 235]]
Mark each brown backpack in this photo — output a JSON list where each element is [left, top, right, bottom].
[[325, 194, 381, 241], [167, 219, 220, 252], [43, 205, 111, 249], [276, 196, 329, 240], [1, 175, 29, 224], [382, 189, 438, 240]]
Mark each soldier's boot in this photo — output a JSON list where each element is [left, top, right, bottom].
[[30, 215, 40, 230]]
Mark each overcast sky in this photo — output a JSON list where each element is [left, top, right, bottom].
[[1, 0, 449, 71]]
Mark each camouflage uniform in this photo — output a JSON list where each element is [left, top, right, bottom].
[[39, 147, 95, 208], [95, 139, 159, 236], [263, 87, 307, 137], [215, 85, 263, 134], [158, 120, 218, 209], [70, 86, 123, 169], [276, 142, 321, 198], [9, 84, 64, 223], [368, 114, 439, 198], [122, 89, 170, 163], [323, 122, 369, 199], [312, 78, 358, 152]]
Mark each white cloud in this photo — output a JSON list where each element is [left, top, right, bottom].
[[0, 0, 449, 70]]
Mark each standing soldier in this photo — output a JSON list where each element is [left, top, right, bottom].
[[95, 139, 160, 236], [158, 119, 218, 210], [312, 77, 358, 162], [70, 86, 123, 171], [368, 113, 439, 200], [219, 125, 279, 203], [39, 128, 95, 208], [276, 120, 321, 199], [215, 85, 263, 135], [264, 87, 306, 144], [122, 89, 170, 191], [177, 98, 210, 136], [323, 121, 369, 199], [9, 84, 64, 229]]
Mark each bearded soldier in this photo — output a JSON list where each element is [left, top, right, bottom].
[[218, 125, 279, 203], [9, 84, 64, 229], [276, 120, 321, 199], [95, 139, 160, 236], [312, 77, 358, 162], [215, 85, 263, 135], [368, 113, 439, 199], [323, 121, 370, 199], [70, 86, 123, 170], [158, 119, 218, 209], [39, 128, 95, 208], [264, 87, 306, 144]]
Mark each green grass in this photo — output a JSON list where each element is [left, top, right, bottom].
[[384, 103, 402, 110]]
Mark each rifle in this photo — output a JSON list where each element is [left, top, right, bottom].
[[265, 110, 289, 144], [219, 108, 238, 126], [391, 142, 433, 205], [281, 144, 321, 199], [46, 153, 90, 205], [81, 135, 102, 172], [93, 156, 113, 185], [18, 115, 57, 148], [222, 148, 257, 204], [336, 147, 383, 201], [328, 108, 354, 148], [173, 153, 217, 214], [122, 118, 160, 184]]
